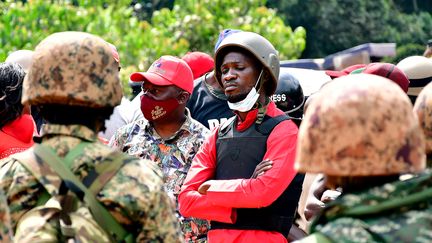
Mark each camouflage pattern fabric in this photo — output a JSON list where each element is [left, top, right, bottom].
[[0, 189, 12, 242], [110, 109, 210, 242], [306, 171, 432, 243], [22, 31, 122, 108], [296, 74, 426, 176], [15, 197, 112, 243], [0, 124, 182, 242], [414, 81, 432, 157]]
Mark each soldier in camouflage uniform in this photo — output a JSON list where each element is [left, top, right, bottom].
[[294, 74, 431, 243], [414, 81, 432, 167], [0, 189, 12, 242], [0, 31, 182, 242]]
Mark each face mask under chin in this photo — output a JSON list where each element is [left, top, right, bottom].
[[227, 90, 249, 103], [227, 70, 263, 112]]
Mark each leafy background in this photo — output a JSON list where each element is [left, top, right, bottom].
[[0, 0, 305, 97], [1, 0, 430, 97]]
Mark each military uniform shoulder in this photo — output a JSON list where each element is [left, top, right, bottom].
[[317, 217, 375, 242], [0, 189, 12, 243], [1, 150, 35, 176]]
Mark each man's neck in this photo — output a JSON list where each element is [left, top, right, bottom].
[[237, 111, 248, 121], [152, 113, 187, 140], [236, 94, 267, 121]]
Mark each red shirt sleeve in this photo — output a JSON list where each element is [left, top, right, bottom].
[[178, 129, 236, 223], [206, 119, 298, 208]]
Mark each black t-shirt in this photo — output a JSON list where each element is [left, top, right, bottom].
[[187, 75, 234, 130]]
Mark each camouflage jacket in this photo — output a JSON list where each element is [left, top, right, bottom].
[[0, 124, 182, 242], [0, 189, 12, 242], [110, 109, 210, 242], [303, 171, 432, 243]]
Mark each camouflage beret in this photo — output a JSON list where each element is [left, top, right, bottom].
[[414, 82, 432, 153], [296, 74, 426, 176], [22, 31, 122, 108]]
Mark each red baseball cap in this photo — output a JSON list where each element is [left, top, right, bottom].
[[182, 51, 214, 79], [325, 64, 367, 79], [130, 55, 194, 93], [350, 63, 410, 93]]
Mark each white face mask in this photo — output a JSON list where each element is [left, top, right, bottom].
[[227, 70, 263, 112]]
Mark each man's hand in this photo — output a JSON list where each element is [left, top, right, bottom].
[[304, 175, 342, 221], [304, 175, 326, 221], [198, 180, 213, 195], [251, 159, 273, 179], [321, 189, 341, 203], [197, 159, 273, 195]]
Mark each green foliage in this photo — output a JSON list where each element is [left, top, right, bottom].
[[0, 0, 142, 96], [143, 0, 306, 67], [393, 0, 432, 14], [269, 0, 432, 59], [0, 0, 305, 97], [131, 0, 174, 21]]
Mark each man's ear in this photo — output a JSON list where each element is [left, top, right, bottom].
[[177, 91, 190, 104]]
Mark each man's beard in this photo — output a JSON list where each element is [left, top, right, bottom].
[[226, 91, 248, 103]]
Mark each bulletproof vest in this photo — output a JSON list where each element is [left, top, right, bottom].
[[211, 115, 304, 236]]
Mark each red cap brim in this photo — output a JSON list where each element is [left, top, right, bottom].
[[129, 72, 173, 86], [325, 70, 347, 79]]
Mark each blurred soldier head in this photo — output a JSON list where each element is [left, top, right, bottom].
[[413, 81, 432, 167], [23, 31, 122, 131], [296, 74, 425, 190]]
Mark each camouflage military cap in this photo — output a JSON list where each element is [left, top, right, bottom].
[[414, 82, 432, 153], [296, 74, 426, 176], [22, 31, 122, 108]]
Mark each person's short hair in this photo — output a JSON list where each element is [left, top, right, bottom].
[[0, 62, 25, 128]]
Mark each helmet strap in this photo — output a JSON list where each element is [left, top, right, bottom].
[[254, 69, 264, 93]]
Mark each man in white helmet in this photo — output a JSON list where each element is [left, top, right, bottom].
[[179, 31, 301, 242], [5, 50, 34, 72], [397, 55, 432, 104]]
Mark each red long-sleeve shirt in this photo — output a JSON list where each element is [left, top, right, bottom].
[[179, 102, 298, 243], [0, 114, 35, 159]]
